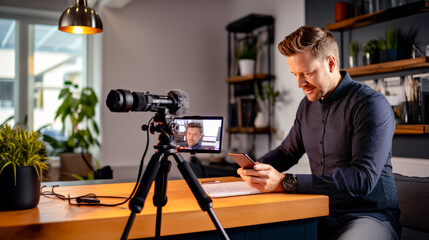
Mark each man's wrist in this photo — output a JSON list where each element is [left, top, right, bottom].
[[282, 173, 298, 193]]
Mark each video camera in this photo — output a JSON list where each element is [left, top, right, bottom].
[[106, 89, 223, 153]]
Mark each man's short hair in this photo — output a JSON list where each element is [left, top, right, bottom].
[[187, 122, 203, 134], [278, 26, 339, 66]]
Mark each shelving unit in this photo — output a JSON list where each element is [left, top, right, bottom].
[[226, 14, 275, 148], [326, 0, 429, 31], [226, 74, 275, 83], [395, 124, 429, 134], [343, 57, 429, 78], [326, 1, 429, 135], [227, 127, 276, 134]]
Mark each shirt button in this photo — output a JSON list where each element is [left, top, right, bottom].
[[321, 162, 324, 166], [319, 140, 322, 144], [322, 120, 325, 123]]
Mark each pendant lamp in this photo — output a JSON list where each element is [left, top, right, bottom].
[[58, 0, 103, 34]]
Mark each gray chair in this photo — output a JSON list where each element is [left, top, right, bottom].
[[394, 173, 429, 240]]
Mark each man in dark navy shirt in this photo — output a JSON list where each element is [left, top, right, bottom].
[[237, 26, 400, 240]]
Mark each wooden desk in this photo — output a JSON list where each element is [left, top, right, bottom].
[[0, 177, 328, 240]]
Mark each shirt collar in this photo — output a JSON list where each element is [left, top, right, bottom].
[[319, 71, 352, 103]]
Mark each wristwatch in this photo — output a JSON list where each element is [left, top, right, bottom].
[[282, 173, 298, 193]]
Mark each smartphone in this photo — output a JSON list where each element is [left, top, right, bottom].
[[228, 153, 256, 169]]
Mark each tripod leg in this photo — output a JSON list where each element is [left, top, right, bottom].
[[121, 152, 164, 240], [153, 157, 172, 239], [172, 153, 230, 240]]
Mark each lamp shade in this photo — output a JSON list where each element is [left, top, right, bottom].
[[58, 0, 103, 34]]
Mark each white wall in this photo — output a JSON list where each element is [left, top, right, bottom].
[[100, 0, 305, 169], [100, 0, 229, 168]]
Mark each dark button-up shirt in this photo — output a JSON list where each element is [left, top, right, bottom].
[[259, 71, 400, 234]]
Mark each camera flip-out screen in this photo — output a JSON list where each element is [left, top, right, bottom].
[[174, 116, 223, 153]]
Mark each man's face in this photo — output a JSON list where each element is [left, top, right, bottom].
[[286, 49, 337, 102], [186, 127, 203, 147]]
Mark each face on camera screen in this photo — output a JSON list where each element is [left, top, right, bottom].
[[174, 116, 223, 153]]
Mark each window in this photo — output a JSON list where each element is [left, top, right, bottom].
[[0, 18, 16, 125], [0, 15, 88, 133], [32, 23, 86, 131]]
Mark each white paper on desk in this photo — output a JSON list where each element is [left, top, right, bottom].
[[201, 181, 263, 198]]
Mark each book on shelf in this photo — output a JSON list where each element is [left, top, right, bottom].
[[228, 103, 238, 127], [236, 97, 257, 128]]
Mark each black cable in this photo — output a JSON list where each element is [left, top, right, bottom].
[[41, 185, 128, 206], [40, 117, 154, 207]]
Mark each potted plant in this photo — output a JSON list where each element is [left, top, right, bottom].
[[379, 28, 399, 62], [253, 82, 279, 128], [0, 124, 49, 210], [44, 81, 100, 180], [348, 41, 359, 68], [236, 41, 258, 76], [362, 39, 379, 65]]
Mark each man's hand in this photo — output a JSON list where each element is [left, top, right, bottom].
[[237, 163, 285, 192]]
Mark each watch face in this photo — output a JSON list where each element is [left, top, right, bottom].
[[282, 174, 297, 192]]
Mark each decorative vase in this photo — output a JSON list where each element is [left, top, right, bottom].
[[238, 59, 255, 76], [0, 166, 41, 211], [335, 2, 350, 22], [254, 111, 269, 128]]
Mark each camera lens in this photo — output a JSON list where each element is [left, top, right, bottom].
[[106, 89, 134, 112]]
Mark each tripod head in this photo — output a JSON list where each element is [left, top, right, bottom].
[[143, 109, 178, 153]]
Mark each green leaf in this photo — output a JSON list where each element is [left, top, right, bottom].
[[58, 88, 70, 99], [0, 115, 14, 127], [0, 124, 49, 184], [49, 85, 100, 155], [92, 121, 99, 135], [71, 174, 86, 181], [87, 172, 95, 180]]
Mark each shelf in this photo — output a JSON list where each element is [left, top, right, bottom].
[[395, 124, 429, 134], [227, 73, 275, 83], [226, 14, 275, 33], [227, 127, 275, 134], [326, 1, 429, 31], [343, 57, 429, 77]]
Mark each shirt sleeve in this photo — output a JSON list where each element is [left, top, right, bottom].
[[296, 93, 395, 200], [257, 100, 306, 172]]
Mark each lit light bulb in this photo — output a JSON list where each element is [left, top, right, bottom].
[[72, 27, 84, 34]]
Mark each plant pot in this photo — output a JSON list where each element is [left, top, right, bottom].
[[254, 111, 269, 128], [349, 55, 358, 68], [379, 49, 397, 63], [363, 52, 378, 65], [238, 59, 255, 76], [0, 166, 40, 211], [59, 153, 93, 181]]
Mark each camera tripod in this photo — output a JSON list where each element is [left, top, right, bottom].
[[120, 112, 230, 240]]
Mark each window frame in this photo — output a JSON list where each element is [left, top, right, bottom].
[[0, 6, 91, 130]]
